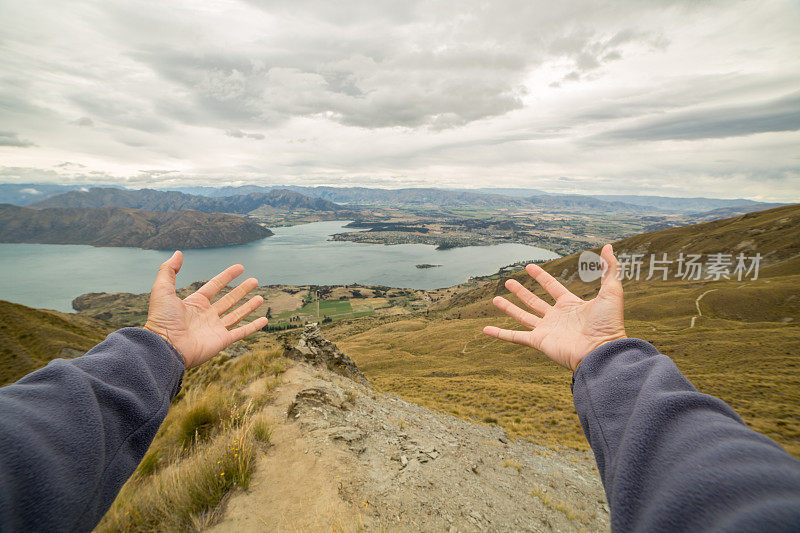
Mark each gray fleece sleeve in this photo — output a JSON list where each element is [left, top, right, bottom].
[[0, 327, 185, 532], [573, 338, 800, 532]]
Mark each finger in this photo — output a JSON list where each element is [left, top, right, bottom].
[[152, 251, 183, 295], [228, 317, 269, 344], [505, 279, 551, 316], [599, 244, 623, 296], [195, 264, 245, 301], [482, 326, 533, 347], [525, 263, 572, 302], [492, 296, 540, 328], [212, 277, 258, 314], [221, 295, 264, 328]]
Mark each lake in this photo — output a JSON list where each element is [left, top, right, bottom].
[[0, 220, 559, 312]]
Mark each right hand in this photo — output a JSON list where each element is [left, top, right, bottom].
[[144, 251, 268, 369], [483, 244, 626, 371]]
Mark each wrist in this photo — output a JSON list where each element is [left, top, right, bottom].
[[573, 333, 627, 371], [143, 321, 172, 347]]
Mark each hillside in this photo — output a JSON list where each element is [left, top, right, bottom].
[[0, 204, 273, 249], [99, 326, 608, 532], [329, 204, 800, 457], [0, 300, 110, 385], [31, 187, 343, 214]]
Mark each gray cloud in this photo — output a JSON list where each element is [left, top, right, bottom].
[[599, 91, 800, 141], [73, 117, 94, 127], [0, 131, 35, 147], [0, 0, 797, 201], [226, 129, 265, 140]]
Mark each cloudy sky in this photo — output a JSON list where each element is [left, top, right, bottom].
[[1, 0, 799, 201]]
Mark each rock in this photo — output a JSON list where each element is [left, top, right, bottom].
[[286, 386, 344, 420], [283, 325, 371, 385], [325, 425, 365, 443], [219, 342, 250, 360]]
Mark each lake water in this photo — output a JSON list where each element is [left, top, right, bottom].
[[0, 220, 559, 312]]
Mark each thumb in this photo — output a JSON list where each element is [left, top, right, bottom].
[[599, 244, 622, 297], [153, 251, 183, 294]]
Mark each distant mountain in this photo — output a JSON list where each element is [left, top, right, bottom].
[[166, 185, 275, 197], [31, 187, 343, 213], [278, 186, 536, 208], [688, 203, 788, 222], [0, 205, 273, 249], [0, 183, 105, 206], [255, 186, 649, 213], [22, 183, 782, 216], [526, 194, 649, 214], [464, 187, 548, 197], [589, 194, 768, 213]]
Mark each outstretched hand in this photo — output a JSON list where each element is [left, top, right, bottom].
[[483, 244, 626, 371], [143, 251, 269, 369]]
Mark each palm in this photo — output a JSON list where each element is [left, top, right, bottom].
[[144, 252, 269, 369], [484, 245, 626, 371]]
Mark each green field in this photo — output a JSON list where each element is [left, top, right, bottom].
[[274, 298, 375, 323]]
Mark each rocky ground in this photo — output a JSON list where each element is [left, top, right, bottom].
[[208, 326, 609, 532]]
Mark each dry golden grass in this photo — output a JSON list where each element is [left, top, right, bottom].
[[0, 300, 109, 385], [98, 426, 257, 532], [99, 343, 285, 531], [530, 487, 580, 522], [332, 270, 800, 457]]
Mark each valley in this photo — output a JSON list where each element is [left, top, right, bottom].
[[0, 189, 797, 530]]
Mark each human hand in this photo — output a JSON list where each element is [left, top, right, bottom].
[[143, 251, 269, 369], [483, 244, 626, 371]]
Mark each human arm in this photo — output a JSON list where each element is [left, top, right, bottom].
[[574, 338, 800, 532], [483, 244, 800, 531], [0, 252, 268, 531]]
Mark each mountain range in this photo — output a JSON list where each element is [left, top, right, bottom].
[[31, 187, 343, 214], [0, 204, 273, 249], [29, 185, 656, 215], [0, 182, 784, 217]]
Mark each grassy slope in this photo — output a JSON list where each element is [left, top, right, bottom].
[[331, 204, 800, 457], [0, 300, 110, 385], [99, 337, 287, 531]]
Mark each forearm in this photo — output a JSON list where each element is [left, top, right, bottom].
[[573, 338, 800, 532], [0, 328, 184, 532]]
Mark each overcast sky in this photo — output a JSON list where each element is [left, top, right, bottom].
[[1, 0, 798, 201]]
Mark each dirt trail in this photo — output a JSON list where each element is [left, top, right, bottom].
[[208, 328, 609, 532], [207, 366, 366, 532], [690, 289, 718, 328]]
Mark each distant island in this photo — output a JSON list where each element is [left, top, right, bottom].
[[415, 263, 442, 269], [0, 204, 273, 249]]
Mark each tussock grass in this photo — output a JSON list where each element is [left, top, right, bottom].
[[530, 486, 580, 522], [502, 459, 522, 473], [98, 427, 256, 532], [251, 414, 272, 443], [100, 345, 284, 530]]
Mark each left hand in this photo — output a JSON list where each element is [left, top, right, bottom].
[[143, 251, 268, 369], [483, 244, 626, 371]]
